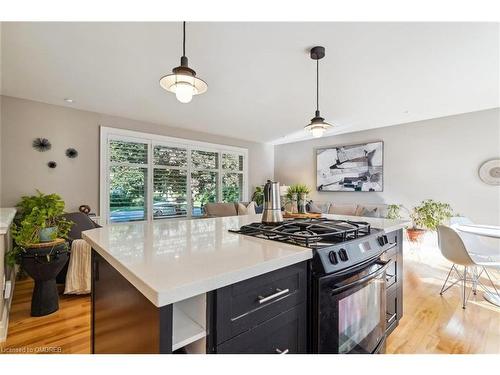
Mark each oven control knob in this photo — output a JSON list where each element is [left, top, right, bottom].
[[338, 249, 349, 262], [378, 236, 388, 246], [328, 251, 338, 265]]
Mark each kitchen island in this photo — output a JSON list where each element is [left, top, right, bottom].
[[82, 214, 409, 354]]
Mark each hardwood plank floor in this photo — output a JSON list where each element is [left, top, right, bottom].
[[0, 278, 90, 354], [1, 235, 498, 354], [387, 237, 500, 354]]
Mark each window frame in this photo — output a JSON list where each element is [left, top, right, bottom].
[[100, 126, 248, 224]]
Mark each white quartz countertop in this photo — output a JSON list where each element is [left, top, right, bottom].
[[0, 208, 17, 235], [82, 213, 409, 307], [82, 214, 312, 307], [323, 214, 410, 234]]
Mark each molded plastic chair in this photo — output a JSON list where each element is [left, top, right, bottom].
[[437, 225, 500, 308]]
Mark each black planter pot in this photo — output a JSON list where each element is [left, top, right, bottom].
[[20, 243, 69, 317]]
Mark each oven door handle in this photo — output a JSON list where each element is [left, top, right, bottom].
[[330, 260, 390, 295]]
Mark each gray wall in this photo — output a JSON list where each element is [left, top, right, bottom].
[[275, 108, 500, 225], [0, 96, 274, 213]]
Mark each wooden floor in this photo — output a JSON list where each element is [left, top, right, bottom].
[[0, 279, 90, 354], [386, 238, 500, 354], [1, 237, 499, 354]]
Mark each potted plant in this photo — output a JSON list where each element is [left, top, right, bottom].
[[386, 204, 403, 220], [407, 199, 454, 242], [7, 190, 72, 266], [287, 184, 311, 214], [251, 186, 264, 207]]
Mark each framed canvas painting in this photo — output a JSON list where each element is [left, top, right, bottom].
[[316, 141, 383, 192]]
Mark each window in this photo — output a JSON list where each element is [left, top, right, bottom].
[[153, 145, 188, 219], [221, 153, 244, 203], [101, 127, 248, 223], [108, 140, 148, 223]]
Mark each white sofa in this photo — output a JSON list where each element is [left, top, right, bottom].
[[307, 201, 390, 218]]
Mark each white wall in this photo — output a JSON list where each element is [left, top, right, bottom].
[[0, 96, 274, 213], [275, 109, 500, 225], [0, 23, 3, 203]]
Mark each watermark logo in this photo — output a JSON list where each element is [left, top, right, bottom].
[[1, 346, 62, 353]]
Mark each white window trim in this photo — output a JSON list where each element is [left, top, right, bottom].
[[100, 126, 249, 224]]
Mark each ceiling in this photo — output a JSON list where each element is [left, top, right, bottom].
[[1, 22, 498, 144]]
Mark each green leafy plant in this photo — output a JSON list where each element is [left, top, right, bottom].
[[7, 190, 72, 265], [386, 204, 402, 220], [286, 184, 311, 200], [386, 204, 411, 220], [251, 186, 264, 206], [410, 199, 454, 231]]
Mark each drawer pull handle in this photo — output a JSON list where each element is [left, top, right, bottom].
[[258, 288, 290, 304], [275, 348, 289, 354], [386, 312, 397, 325]]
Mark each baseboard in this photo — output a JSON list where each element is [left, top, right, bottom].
[[0, 267, 17, 343]]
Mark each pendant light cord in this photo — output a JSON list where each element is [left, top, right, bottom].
[[182, 21, 186, 57], [316, 59, 320, 113]]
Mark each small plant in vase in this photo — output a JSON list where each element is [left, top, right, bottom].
[[7, 190, 72, 266], [286, 184, 311, 214], [407, 199, 454, 242], [251, 186, 264, 207]]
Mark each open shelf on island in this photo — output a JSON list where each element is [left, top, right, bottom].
[[172, 296, 207, 352]]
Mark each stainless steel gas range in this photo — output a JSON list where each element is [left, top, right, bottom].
[[230, 217, 404, 354]]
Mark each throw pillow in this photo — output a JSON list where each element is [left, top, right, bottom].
[[246, 201, 256, 215], [237, 202, 248, 215], [308, 201, 324, 214], [328, 204, 358, 216], [361, 207, 379, 218], [237, 202, 257, 215]]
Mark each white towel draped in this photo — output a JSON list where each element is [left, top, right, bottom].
[[64, 239, 91, 294]]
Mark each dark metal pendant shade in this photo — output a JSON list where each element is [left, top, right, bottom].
[[304, 46, 332, 137], [159, 22, 208, 103]]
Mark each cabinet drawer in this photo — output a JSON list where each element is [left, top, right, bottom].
[[216, 303, 306, 354], [215, 262, 307, 344]]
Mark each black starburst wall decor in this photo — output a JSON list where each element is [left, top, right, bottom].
[[65, 148, 78, 158], [32, 138, 52, 152], [47, 161, 57, 169]]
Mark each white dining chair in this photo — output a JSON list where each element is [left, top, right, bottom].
[[437, 225, 500, 309]]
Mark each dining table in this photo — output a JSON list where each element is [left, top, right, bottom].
[[455, 224, 500, 307], [455, 224, 500, 239]]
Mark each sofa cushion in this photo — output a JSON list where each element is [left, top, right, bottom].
[[356, 204, 388, 218], [204, 203, 238, 217], [307, 201, 330, 214], [328, 203, 359, 216]]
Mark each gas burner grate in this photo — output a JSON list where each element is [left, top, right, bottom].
[[229, 218, 371, 248]]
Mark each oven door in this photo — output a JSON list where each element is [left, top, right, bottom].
[[313, 259, 388, 354]]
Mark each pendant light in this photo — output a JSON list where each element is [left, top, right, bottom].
[[160, 22, 208, 103], [304, 46, 332, 138]]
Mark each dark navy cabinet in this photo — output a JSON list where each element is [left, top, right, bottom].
[[381, 229, 404, 335], [208, 262, 308, 354]]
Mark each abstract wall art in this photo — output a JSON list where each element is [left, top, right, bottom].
[[316, 141, 383, 192]]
